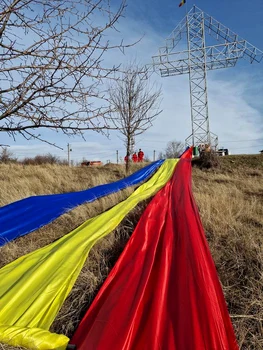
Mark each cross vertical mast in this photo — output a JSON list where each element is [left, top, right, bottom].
[[185, 7, 217, 148]]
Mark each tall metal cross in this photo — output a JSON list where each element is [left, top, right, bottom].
[[151, 6, 263, 148]]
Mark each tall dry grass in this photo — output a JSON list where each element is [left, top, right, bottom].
[[0, 163, 130, 206], [0, 163, 144, 268], [192, 156, 263, 349], [0, 155, 262, 349]]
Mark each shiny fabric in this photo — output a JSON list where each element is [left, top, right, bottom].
[[0, 160, 164, 246], [71, 148, 239, 350], [0, 159, 178, 350]]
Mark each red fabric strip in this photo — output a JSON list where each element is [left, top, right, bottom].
[[71, 148, 238, 350]]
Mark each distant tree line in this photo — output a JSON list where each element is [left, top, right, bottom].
[[0, 147, 67, 165]]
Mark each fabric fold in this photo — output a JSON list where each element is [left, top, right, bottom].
[[71, 148, 238, 350]]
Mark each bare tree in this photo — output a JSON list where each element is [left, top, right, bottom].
[[0, 147, 17, 162], [0, 0, 133, 146], [158, 140, 184, 159], [109, 65, 162, 172]]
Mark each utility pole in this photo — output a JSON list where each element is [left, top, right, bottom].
[[116, 150, 119, 164], [67, 143, 72, 166], [153, 150, 156, 161]]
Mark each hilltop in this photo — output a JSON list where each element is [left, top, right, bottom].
[[0, 154, 262, 349]]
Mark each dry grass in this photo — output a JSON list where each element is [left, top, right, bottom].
[[192, 155, 263, 349], [0, 163, 130, 206], [0, 155, 263, 349]]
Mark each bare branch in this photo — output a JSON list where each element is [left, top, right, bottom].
[[109, 63, 162, 172], [158, 140, 185, 159], [0, 0, 136, 143]]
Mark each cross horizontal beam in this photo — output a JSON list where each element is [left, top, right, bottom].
[[198, 6, 263, 63], [152, 41, 245, 77]]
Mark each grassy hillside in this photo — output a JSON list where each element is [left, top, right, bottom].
[[0, 155, 262, 349], [192, 155, 263, 349]]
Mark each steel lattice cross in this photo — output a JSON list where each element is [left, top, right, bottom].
[[150, 6, 263, 148]]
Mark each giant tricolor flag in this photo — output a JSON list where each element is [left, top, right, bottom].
[[179, 0, 186, 7], [0, 160, 178, 349], [71, 148, 238, 350]]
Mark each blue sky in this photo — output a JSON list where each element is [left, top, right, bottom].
[[2, 0, 263, 163], [127, 0, 263, 44]]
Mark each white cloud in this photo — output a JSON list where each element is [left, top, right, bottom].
[[2, 8, 263, 162]]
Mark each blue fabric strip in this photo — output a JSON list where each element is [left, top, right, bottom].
[[0, 160, 164, 246]]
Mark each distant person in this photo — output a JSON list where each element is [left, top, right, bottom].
[[132, 152, 138, 163], [124, 155, 129, 164], [138, 149, 144, 162]]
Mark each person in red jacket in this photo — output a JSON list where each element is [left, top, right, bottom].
[[124, 155, 129, 163], [138, 149, 144, 162], [132, 152, 138, 163]]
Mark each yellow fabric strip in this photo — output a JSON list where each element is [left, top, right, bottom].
[[0, 159, 178, 350], [0, 326, 68, 350]]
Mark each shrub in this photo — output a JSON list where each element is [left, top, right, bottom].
[[0, 147, 17, 163], [21, 153, 67, 165]]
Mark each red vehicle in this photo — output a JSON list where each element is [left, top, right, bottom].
[[81, 161, 102, 167]]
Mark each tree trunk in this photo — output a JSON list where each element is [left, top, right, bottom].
[[126, 136, 131, 174]]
